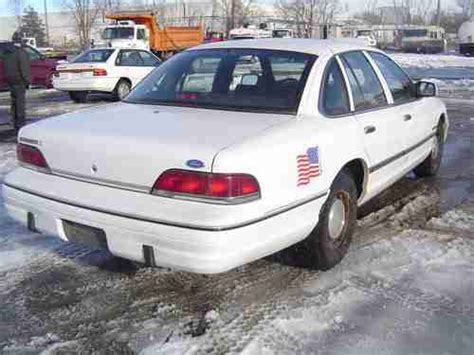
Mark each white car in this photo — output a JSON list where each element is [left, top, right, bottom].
[[4, 39, 448, 274], [53, 48, 161, 102]]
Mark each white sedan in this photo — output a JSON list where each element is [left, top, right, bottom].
[[4, 39, 448, 274], [53, 48, 161, 102]]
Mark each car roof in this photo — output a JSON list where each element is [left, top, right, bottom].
[[189, 38, 380, 56]]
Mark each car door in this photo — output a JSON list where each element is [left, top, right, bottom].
[[338, 51, 406, 198], [23, 46, 49, 86], [367, 51, 434, 161], [115, 50, 148, 88]]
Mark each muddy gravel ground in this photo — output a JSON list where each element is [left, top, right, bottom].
[[0, 89, 473, 353]]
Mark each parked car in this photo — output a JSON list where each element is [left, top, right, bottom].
[[4, 39, 448, 274], [53, 48, 161, 102], [0, 41, 58, 90]]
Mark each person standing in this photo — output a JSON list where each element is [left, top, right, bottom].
[[4, 32, 31, 134]]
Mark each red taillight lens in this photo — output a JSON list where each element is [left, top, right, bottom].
[[152, 169, 260, 203], [17, 144, 50, 172], [93, 68, 107, 76]]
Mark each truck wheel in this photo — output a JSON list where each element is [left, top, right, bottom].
[[46, 72, 54, 88], [414, 124, 444, 178], [301, 170, 357, 270], [113, 79, 131, 101], [69, 91, 88, 103]]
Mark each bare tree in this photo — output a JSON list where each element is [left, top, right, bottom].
[[456, 0, 473, 19], [415, 0, 435, 24], [64, 0, 102, 49], [216, 0, 258, 35], [356, 0, 383, 25], [276, 0, 339, 38]]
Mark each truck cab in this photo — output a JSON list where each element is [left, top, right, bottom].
[[102, 20, 150, 50]]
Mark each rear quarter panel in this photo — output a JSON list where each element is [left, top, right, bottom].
[[212, 115, 370, 214]]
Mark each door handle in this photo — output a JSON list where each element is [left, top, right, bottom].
[[364, 126, 376, 134], [404, 114, 412, 121]]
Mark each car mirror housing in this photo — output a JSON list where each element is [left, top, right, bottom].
[[416, 80, 438, 98]]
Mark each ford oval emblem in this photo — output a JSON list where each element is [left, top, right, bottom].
[[186, 159, 204, 169]]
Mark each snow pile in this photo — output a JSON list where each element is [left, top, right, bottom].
[[392, 53, 474, 69], [428, 78, 474, 97]]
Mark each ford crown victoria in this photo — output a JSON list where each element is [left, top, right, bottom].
[[4, 39, 448, 273]]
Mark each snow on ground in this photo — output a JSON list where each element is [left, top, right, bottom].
[[392, 53, 474, 69], [0, 143, 61, 274], [136, 197, 473, 354]]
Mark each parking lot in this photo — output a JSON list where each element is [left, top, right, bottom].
[[0, 55, 474, 353]]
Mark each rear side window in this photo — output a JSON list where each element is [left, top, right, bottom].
[[139, 51, 160, 66], [117, 50, 144, 66], [321, 59, 350, 116], [0, 44, 11, 59], [369, 52, 415, 104], [74, 49, 114, 63], [340, 51, 387, 111], [24, 46, 41, 60]]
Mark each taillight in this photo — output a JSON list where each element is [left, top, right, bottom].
[[17, 144, 50, 173], [93, 68, 107, 76], [152, 169, 260, 203]]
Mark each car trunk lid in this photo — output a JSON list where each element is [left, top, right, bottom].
[[19, 103, 292, 191]]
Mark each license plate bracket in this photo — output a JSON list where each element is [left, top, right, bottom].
[[63, 220, 109, 251]]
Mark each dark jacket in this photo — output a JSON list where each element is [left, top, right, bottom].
[[4, 45, 31, 86]]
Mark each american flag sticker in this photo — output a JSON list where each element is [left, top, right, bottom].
[[297, 147, 322, 187]]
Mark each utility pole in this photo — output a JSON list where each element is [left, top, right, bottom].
[[435, 0, 441, 27], [230, 0, 235, 32], [44, 0, 50, 45]]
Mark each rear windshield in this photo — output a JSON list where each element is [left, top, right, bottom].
[[73, 49, 115, 63], [403, 29, 428, 37], [125, 48, 316, 114]]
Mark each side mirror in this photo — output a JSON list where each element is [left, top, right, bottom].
[[416, 80, 437, 97]]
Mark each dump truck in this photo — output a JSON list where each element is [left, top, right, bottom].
[[459, 20, 474, 56], [103, 12, 203, 58]]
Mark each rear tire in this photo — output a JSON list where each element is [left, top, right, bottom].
[[298, 170, 358, 270], [113, 79, 131, 101], [69, 91, 88, 103], [414, 124, 444, 178]]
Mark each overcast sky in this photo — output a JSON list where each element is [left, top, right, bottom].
[[0, 0, 461, 17]]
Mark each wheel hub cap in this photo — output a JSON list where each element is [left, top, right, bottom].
[[328, 196, 346, 241], [118, 84, 130, 99], [432, 136, 440, 160]]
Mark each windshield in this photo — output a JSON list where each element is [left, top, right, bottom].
[[125, 49, 316, 114], [357, 30, 372, 37], [273, 30, 291, 38], [403, 29, 428, 37], [73, 49, 115, 63], [103, 27, 134, 39]]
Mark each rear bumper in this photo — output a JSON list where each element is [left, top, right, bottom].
[[53, 77, 118, 93], [2, 181, 325, 274]]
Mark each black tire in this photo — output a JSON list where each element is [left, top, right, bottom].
[[69, 91, 88, 103], [299, 170, 358, 270], [414, 123, 444, 178], [46, 72, 54, 88], [113, 79, 131, 101]]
